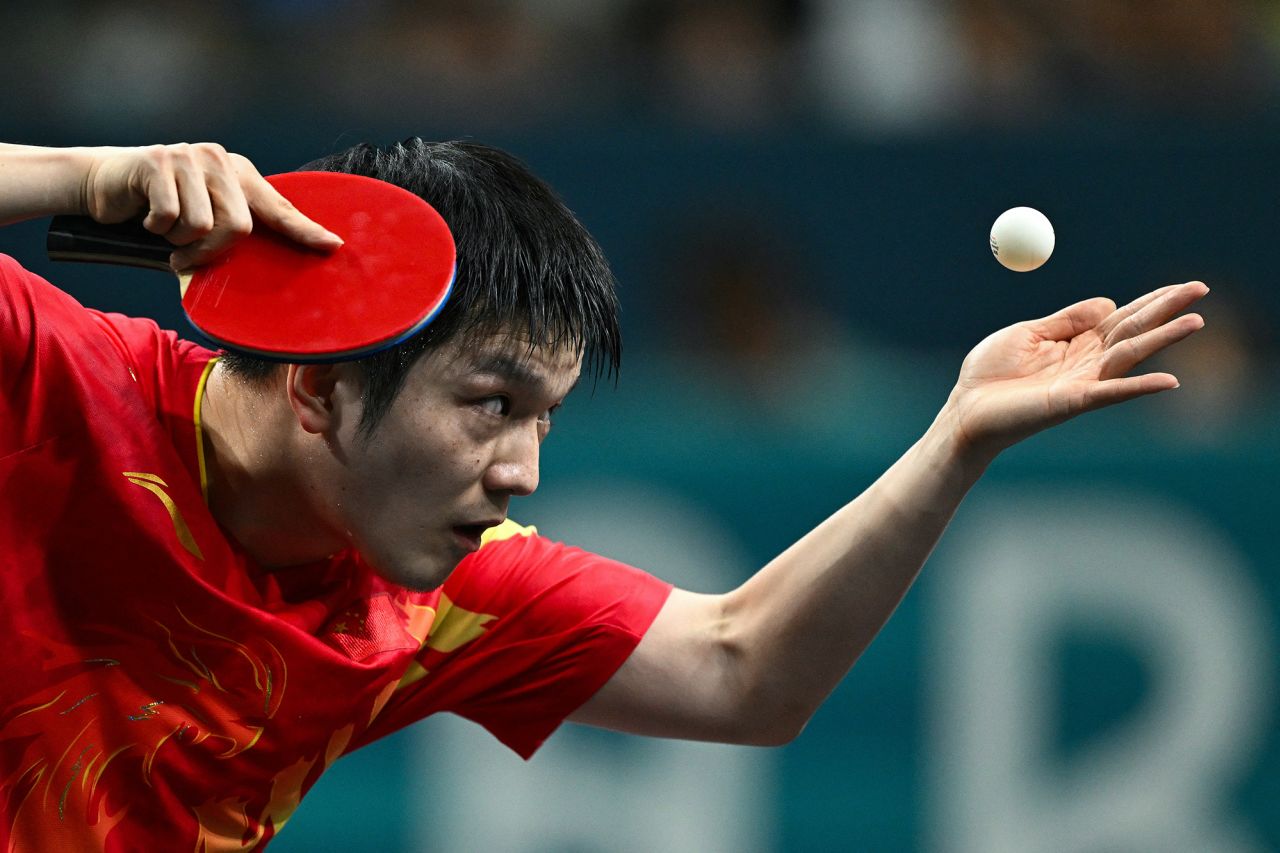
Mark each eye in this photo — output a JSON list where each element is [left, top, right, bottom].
[[476, 396, 511, 417]]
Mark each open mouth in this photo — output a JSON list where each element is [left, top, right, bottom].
[[452, 523, 493, 550]]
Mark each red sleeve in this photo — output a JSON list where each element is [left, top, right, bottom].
[[356, 531, 673, 759], [0, 253, 106, 454], [0, 253, 215, 457], [81, 308, 216, 440]]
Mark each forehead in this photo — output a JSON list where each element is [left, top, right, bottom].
[[433, 330, 584, 394]]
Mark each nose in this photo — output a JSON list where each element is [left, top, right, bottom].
[[483, 423, 540, 497]]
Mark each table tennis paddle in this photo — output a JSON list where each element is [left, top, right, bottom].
[[46, 171, 456, 361]]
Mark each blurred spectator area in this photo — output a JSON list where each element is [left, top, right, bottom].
[[4, 0, 1278, 133], [812, 0, 1280, 130]]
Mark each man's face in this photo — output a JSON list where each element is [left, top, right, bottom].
[[322, 332, 582, 590]]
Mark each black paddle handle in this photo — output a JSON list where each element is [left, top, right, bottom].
[[47, 215, 174, 272]]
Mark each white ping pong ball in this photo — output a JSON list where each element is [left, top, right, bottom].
[[989, 206, 1055, 272]]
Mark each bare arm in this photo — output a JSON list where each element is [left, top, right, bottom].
[[572, 282, 1209, 745], [0, 143, 96, 226], [0, 142, 341, 268]]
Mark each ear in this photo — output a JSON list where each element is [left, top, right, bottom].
[[285, 363, 352, 435]]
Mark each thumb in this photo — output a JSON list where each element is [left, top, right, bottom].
[[1027, 297, 1116, 342]]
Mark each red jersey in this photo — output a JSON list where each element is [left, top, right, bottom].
[[0, 255, 671, 852]]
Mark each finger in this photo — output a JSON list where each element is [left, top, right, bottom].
[[239, 165, 343, 250], [1079, 372, 1180, 412], [1098, 312, 1205, 379], [170, 151, 254, 270], [140, 165, 181, 235], [170, 206, 251, 271], [1095, 283, 1183, 338], [163, 155, 217, 248], [1028, 296, 1116, 341], [1103, 281, 1209, 346]]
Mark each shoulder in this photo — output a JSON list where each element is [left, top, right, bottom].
[[0, 252, 27, 283], [0, 253, 81, 330], [0, 252, 215, 434], [0, 252, 171, 367], [0, 253, 111, 393], [0, 252, 34, 283], [443, 519, 673, 636]]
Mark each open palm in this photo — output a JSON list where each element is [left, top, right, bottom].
[[947, 281, 1209, 457]]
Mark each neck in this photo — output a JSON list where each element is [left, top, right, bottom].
[[199, 363, 346, 568]]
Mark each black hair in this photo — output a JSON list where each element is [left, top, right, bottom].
[[220, 138, 621, 435]]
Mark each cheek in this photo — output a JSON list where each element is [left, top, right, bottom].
[[360, 417, 484, 496]]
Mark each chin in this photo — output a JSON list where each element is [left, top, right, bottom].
[[374, 553, 463, 592]]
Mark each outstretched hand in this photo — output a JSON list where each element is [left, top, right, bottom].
[[943, 281, 1209, 460]]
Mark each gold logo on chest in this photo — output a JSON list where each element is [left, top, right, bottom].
[[123, 472, 203, 560]]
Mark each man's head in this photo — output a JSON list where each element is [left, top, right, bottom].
[[222, 138, 620, 434], [218, 139, 619, 589]]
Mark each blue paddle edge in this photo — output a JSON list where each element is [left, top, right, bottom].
[[185, 262, 457, 363]]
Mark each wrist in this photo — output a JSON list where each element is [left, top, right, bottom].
[[63, 146, 105, 217], [924, 400, 998, 485]]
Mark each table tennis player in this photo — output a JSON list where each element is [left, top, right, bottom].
[[0, 140, 1208, 850]]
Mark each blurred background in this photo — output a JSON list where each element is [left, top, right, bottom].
[[3, 1, 1279, 850]]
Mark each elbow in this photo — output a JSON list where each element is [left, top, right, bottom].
[[742, 718, 807, 747], [709, 594, 817, 747], [727, 684, 815, 747], [714, 630, 815, 746], [743, 703, 812, 747]]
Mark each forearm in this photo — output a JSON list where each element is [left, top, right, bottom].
[[0, 144, 95, 226], [580, 284, 1203, 746], [721, 404, 991, 739]]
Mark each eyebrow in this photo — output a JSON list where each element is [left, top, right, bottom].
[[470, 354, 579, 400]]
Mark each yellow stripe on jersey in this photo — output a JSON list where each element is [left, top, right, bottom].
[[479, 518, 536, 547], [193, 358, 219, 505]]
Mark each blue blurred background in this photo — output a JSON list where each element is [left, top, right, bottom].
[[3, 1, 1278, 850]]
